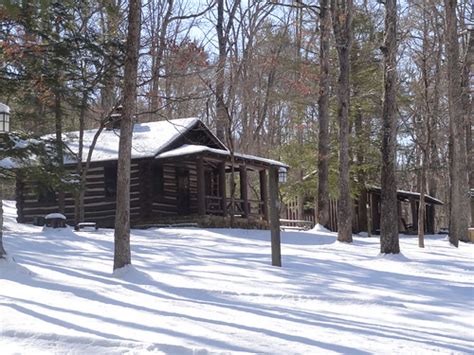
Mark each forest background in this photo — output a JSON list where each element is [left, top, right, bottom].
[[0, 0, 472, 251]]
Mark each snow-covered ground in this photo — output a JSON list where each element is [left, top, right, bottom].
[[1, 200, 473, 354]]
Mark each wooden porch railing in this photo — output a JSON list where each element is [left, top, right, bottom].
[[205, 196, 264, 218]]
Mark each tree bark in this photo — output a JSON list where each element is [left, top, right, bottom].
[[331, 0, 353, 243], [380, 0, 400, 254], [444, 0, 469, 245], [113, 0, 141, 270], [317, 0, 330, 228]]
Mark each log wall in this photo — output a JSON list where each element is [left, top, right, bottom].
[[150, 161, 199, 217], [16, 156, 270, 228], [16, 160, 143, 227]]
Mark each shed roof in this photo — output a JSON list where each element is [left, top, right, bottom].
[[367, 186, 443, 205]]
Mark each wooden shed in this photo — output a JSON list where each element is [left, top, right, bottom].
[[15, 118, 287, 228], [360, 187, 443, 235], [284, 186, 443, 235]]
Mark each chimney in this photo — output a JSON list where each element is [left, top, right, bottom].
[[105, 105, 123, 130]]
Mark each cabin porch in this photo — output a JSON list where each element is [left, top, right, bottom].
[[151, 146, 282, 226]]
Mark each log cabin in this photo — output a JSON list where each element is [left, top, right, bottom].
[[15, 117, 288, 228]]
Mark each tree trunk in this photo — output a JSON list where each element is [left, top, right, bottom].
[[317, 0, 330, 227], [215, 0, 227, 142], [75, 91, 87, 225], [331, 0, 353, 243], [355, 106, 367, 232], [444, 0, 469, 245], [418, 2, 430, 247], [54, 91, 65, 213], [100, 0, 120, 114], [428, 17, 442, 230], [149, 0, 173, 118], [113, 0, 141, 271], [380, 0, 400, 254], [269, 167, 281, 267], [418, 160, 426, 248], [462, 28, 473, 228], [0, 200, 6, 258]]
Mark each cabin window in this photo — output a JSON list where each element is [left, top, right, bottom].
[[104, 165, 117, 198], [38, 184, 56, 203], [152, 164, 164, 196]]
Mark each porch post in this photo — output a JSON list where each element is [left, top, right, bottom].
[[410, 199, 418, 230], [197, 157, 206, 215], [259, 169, 268, 221], [367, 192, 372, 237], [239, 165, 249, 218], [219, 162, 227, 216], [426, 204, 434, 234], [358, 189, 368, 233], [372, 194, 380, 233], [269, 166, 281, 267]]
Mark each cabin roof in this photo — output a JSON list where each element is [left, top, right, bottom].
[[62, 117, 202, 163], [60, 118, 287, 168], [156, 144, 288, 168]]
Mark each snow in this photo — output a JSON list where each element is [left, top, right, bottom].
[[156, 143, 229, 158], [157, 144, 288, 168], [44, 213, 66, 220], [62, 117, 199, 163], [1, 200, 473, 354], [0, 157, 17, 169], [308, 223, 333, 233]]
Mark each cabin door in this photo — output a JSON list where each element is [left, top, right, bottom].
[[176, 168, 190, 215]]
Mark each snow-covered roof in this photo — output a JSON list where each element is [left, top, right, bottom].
[[62, 117, 200, 163], [156, 144, 288, 168], [59, 118, 287, 168], [0, 103, 10, 113], [45, 213, 66, 220]]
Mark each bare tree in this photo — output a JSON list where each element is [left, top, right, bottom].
[[114, 0, 141, 270], [380, 0, 400, 254], [317, 0, 330, 228], [331, 0, 353, 242], [148, 0, 174, 118], [215, 0, 240, 142], [444, 0, 469, 246]]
